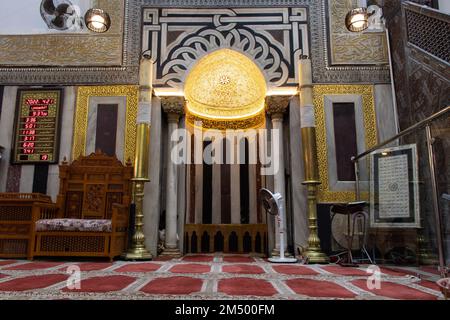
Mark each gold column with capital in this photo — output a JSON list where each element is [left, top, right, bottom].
[[123, 56, 153, 260], [299, 58, 329, 264]]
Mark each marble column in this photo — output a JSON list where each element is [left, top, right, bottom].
[[161, 97, 184, 257], [266, 96, 291, 256]]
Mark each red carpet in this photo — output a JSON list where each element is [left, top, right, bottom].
[[222, 264, 265, 274], [219, 278, 277, 296], [417, 280, 441, 291], [352, 279, 437, 300], [286, 279, 357, 298], [63, 275, 136, 293], [273, 265, 319, 275], [4, 262, 64, 271], [420, 266, 441, 275], [0, 254, 443, 300], [152, 256, 173, 261], [170, 263, 211, 274], [140, 276, 203, 295], [322, 265, 368, 276], [0, 274, 68, 291], [379, 267, 409, 277], [223, 255, 255, 263], [182, 255, 214, 262], [60, 262, 113, 272], [114, 263, 161, 273]]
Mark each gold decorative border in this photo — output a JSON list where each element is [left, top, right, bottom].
[[328, 0, 388, 65], [313, 85, 378, 203], [73, 86, 139, 162], [186, 111, 266, 131]]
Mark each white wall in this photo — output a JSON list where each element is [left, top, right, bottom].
[[0, 0, 92, 35], [0, 87, 18, 192], [47, 87, 76, 201], [438, 0, 450, 14]]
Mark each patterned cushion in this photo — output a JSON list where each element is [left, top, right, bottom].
[[36, 219, 112, 232]]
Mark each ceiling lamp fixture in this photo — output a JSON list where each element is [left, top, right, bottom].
[[345, 7, 371, 32], [84, 8, 111, 33], [345, 0, 385, 33], [39, 1, 111, 33]]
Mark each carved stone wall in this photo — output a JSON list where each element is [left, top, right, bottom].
[[143, 7, 309, 89], [0, 0, 391, 85], [328, 0, 388, 65]]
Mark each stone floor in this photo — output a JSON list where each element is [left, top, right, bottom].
[[0, 254, 444, 300]]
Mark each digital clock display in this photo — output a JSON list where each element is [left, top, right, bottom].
[[12, 89, 62, 164]]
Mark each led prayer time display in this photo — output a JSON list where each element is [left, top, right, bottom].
[[12, 89, 62, 164]]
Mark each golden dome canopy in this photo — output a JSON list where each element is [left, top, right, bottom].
[[184, 49, 267, 128]]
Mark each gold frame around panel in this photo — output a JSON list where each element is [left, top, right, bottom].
[[313, 85, 378, 203], [73, 86, 139, 162], [328, 0, 388, 65]]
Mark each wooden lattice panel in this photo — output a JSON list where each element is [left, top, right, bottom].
[[0, 239, 28, 256], [0, 207, 32, 221], [40, 235, 106, 253], [184, 224, 268, 255]]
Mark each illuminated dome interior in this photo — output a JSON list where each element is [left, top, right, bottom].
[[184, 49, 267, 129]]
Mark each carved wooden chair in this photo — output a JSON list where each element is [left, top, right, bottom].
[[0, 193, 58, 259], [30, 151, 133, 261]]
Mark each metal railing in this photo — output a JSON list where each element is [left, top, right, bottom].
[[352, 106, 450, 276]]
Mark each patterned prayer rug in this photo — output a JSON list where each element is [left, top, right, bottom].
[[0, 254, 443, 300]]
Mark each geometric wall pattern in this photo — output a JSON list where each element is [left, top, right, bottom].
[[143, 8, 309, 89]]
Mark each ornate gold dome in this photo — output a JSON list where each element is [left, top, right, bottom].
[[184, 49, 267, 129]]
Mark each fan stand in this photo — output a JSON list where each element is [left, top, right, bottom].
[[268, 203, 297, 264]]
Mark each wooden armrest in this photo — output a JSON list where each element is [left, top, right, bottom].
[[32, 202, 61, 221]]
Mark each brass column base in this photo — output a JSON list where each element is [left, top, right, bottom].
[[304, 249, 329, 264], [160, 248, 182, 258], [123, 249, 153, 261], [303, 181, 329, 265]]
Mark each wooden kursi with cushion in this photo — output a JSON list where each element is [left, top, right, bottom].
[[0, 193, 59, 259], [30, 152, 133, 261]]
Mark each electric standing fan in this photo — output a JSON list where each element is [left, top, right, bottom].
[[260, 188, 297, 263]]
